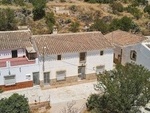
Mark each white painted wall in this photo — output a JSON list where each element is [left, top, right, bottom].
[[0, 48, 26, 59], [39, 49, 114, 81], [121, 43, 150, 70], [0, 59, 39, 85]]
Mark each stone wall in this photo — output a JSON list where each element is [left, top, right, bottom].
[[50, 76, 78, 86], [86, 73, 97, 80]]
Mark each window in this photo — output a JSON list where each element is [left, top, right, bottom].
[[79, 52, 86, 62], [57, 55, 61, 60], [11, 50, 18, 58], [56, 71, 66, 81], [4, 75, 16, 86], [130, 50, 137, 61], [100, 51, 104, 56], [96, 65, 105, 75]]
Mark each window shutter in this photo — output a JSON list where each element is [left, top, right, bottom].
[[4, 75, 16, 86], [56, 71, 66, 81], [96, 66, 105, 74]]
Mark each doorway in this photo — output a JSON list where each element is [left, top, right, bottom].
[[12, 50, 18, 58], [44, 72, 50, 85], [78, 66, 86, 80], [33, 72, 40, 85]]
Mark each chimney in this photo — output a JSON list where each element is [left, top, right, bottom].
[[53, 26, 57, 34]]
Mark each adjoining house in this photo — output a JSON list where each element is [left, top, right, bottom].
[[105, 30, 148, 67], [33, 32, 114, 87], [0, 29, 39, 91]]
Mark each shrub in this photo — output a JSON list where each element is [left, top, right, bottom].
[[45, 12, 55, 33], [0, 93, 30, 113], [32, 0, 46, 21], [111, 2, 124, 13], [144, 5, 150, 15], [69, 21, 80, 32], [90, 19, 109, 34], [126, 6, 142, 19]]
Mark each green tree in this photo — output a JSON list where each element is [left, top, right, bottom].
[[45, 12, 55, 33], [86, 63, 150, 113], [0, 93, 30, 113], [0, 8, 17, 31], [69, 21, 80, 32], [144, 5, 150, 15], [2, 0, 12, 4], [126, 6, 142, 20], [109, 18, 121, 31], [32, 0, 46, 20], [90, 19, 109, 34], [119, 16, 134, 31]]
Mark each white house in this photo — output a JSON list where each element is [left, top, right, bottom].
[[33, 32, 114, 87], [0, 30, 39, 91], [0, 30, 114, 91], [105, 30, 150, 68]]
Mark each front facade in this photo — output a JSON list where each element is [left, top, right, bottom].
[[33, 32, 114, 87], [0, 30, 39, 91], [37, 49, 113, 87]]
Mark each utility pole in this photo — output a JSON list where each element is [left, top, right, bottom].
[[43, 47, 46, 72]]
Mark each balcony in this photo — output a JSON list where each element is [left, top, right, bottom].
[[0, 57, 35, 68]]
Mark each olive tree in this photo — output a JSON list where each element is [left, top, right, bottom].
[[87, 63, 150, 113]]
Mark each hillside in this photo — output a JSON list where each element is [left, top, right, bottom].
[[0, 0, 150, 35]]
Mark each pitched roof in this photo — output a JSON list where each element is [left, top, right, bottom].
[[104, 30, 146, 47], [33, 32, 113, 55], [0, 30, 32, 50]]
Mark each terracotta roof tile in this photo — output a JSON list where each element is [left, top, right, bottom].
[[0, 30, 32, 50], [104, 30, 146, 47], [33, 32, 113, 55]]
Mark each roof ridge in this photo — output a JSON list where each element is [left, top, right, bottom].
[[32, 31, 102, 37], [0, 29, 31, 33]]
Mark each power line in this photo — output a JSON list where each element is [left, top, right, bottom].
[[43, 54, 96, 71]]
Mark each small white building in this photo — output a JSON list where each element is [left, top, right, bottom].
[[0, 30, 39, 91], [105, 30, 150, 69], [33, 32, 114, 87]]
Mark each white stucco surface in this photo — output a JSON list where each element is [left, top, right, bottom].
[[0, 61, 39, 85], [39, 49, 114, 81]]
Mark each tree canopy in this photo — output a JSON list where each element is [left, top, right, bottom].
[[91, 16, 139, 34], [86, 63, 150, 113], [32, 0, 46, 20], [0, 8, 17, 31], [0, 93, 30, 113]]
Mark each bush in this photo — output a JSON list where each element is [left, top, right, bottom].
[[90, 19, 109, 34], [45, 12, 55, 33], [144, 5, 150, 15], [69, 21, 80, 32], [111, 2, 124, 13], [0, 8, 17, 31], [126, 5, 142, 19], [32, 0, 46, 21], [2, 0, 11, 4], [86, 94, 99, 111], [0, 93, 30, 113]]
